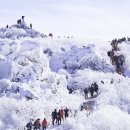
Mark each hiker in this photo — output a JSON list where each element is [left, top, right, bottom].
[[84, 105, 88, 111], [93, 82, 98, 94], [30, 23, 32, 29], [101, 80, 104, 84], [114, 55, 124, 74], [22, 16, 25, 21], [61, 107, 64, 121], [111, 41, 119, 51], [107, 50, 114, 58], [115, 59, 122, 74], [107, 51, 111, 57], [84, 87, 89, 99], [80, 105, 83, 111], [33, 119, 41, 130], [118, 55, 125, 66], [64, 108, 69, 119], [90, 84, 94, 97], [127, 37, 130, 41], [52, 109, 58, 126], [6, 25, 9, 28], [48, 33, 53, 38], [111, 50, 115, 65], [113, 55, 118, 66], [17, 19, 21, 24], [57, 110, 62, 125], [26, 120, 33, 130], [42, 118, 48, 130], [107, 50, 115, 65]]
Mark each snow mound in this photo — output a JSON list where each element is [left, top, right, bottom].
[[0, 21, 46, 39], [0, 60, 12, 79], [50, 45, 114, 74]]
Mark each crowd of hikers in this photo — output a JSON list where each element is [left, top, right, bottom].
[[6, 16, 33, 29], [107, 37, 125, 75], [84, 82, 99, 99], [25, 107, 69, 130]]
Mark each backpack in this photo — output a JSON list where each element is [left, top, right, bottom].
[[26, 122, 32, 128], [42, 119, 48, 127], [84, 87, 88, 93]]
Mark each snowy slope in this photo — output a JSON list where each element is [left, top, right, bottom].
[[0, 21, 46, 39], [0, 23, 130, 130]]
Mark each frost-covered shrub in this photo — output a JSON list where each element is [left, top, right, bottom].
[[50, 45, 114, 74], [65, 61, 80, 74], [80, 55, 114, 72]]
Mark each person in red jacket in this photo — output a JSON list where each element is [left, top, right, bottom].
[[42, 118, 48, 130], [57, 110, 62, 125], [61, 108, 64, 121]]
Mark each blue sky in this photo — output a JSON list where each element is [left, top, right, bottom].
[[0, 0, 130, 39]]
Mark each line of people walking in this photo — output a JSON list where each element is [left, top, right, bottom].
[[25, 107, 69, 130], [84, 82, 99, 99], [26, 118, 48, 130], [51, 107, 69, 126]]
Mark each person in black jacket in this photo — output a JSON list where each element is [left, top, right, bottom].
[[33, 119, 41, 130], [17, 19, 21, 24], [93, 82, 98, 94], [26, 120, 33, 130], [64, 108, 69, 119], [22, 16, 25, 21], [30, 23, 32, 29], [52, 109, 58, 126], [84, 87, 89, 99], [90, 84, 94, 97]]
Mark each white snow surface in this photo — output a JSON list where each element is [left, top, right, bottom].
[[0, 26, 130, 130]]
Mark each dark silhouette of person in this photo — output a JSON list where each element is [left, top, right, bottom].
[[93, 82, 98, 94], [52, 109, 58, 126], [84, 87, 89, 99], [90, 85, 94, 97], [30, 23, 32, 29], [17, 19, 21, 24], [64, 108, 69, 119], [48, 33, 53, 38], [22, 16, 25, 21], [6, 25, 9, 28], [33, 119, 41, 130]]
